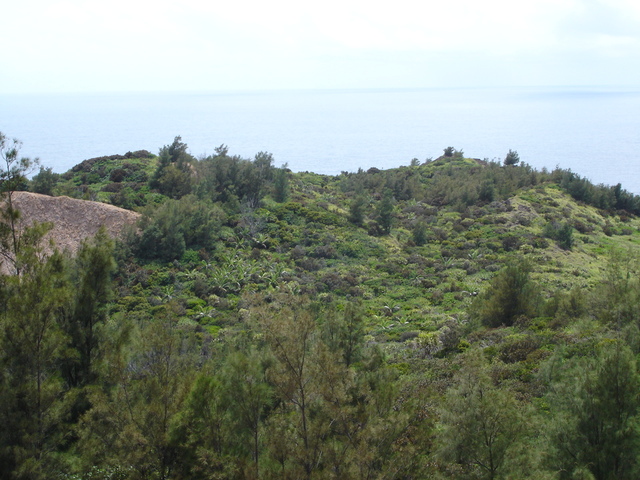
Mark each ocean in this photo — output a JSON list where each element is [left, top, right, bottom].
[[1, 87, 640, 193]]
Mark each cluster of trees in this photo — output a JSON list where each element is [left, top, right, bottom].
[[0, 229, 116, 478], [147, 136, 288, 210], [338, 150, 640, 216], [3, 245, 640, 480]]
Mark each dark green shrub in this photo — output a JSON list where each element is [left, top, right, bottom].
[[543, 221, 574, 250], [349, 195, 367, 226], [109, 168, 126, 182], [376, 190, 394, 234], [412, 221, 428, 246], [132, 195, 225, 261], [501, 235, 522, 252], [30, 166, 59, 195], [273, 166, 290, 202], [471, 259, 540, 328]]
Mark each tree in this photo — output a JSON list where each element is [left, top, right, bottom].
[[62, 228, 116, 387], [471, 259, 540, 327], [543, 221, 574, 250], [245, 152, 274, 208], [546, 341, 640, 479], [251, 293, 332, 479], [504, 149, 520, 166], [151, 136, 194, 199], [133, 195, 224, 262], [320, 302, 367, 367], [376, 189, 394, 235], [437, 350, 532, 479], [348, 194, 367, 226], [412, 220, 428, 246], [0, 132, 40, 275], [170, 372, 237, 479], [273, 165, 290, 203], [30, 166, 58, 196], [77, 308, 198, 479], [592, 251, 640, 329], [221, 349, 273, 477], [0, 251, 72, 478], [255, 297, 318, 477]]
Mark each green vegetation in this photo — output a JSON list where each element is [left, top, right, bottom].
[[3, 132, 640, 478], [470, 259, 540, 328], [504, 149, 520, 166], [1, 132, 43, 275]]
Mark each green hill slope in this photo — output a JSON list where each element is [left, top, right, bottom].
[[4, 138, 640, 479]]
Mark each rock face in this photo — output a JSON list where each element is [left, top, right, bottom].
[[8, 191, 140, 257]]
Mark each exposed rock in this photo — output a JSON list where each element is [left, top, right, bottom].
[[5, 192, 140, 265]]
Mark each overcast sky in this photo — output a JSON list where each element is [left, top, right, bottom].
[[2, 0, 640, 94]]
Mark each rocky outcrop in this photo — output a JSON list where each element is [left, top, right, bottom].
[[8, 191, 140, 256]]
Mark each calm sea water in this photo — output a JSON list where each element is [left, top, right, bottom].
[[1, 87, 640, 193]]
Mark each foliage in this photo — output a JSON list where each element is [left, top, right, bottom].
[[62, 227, 116, 387], [543, 220, 574, 250], [132, 195, 226, 261], [196, 149, 274, 209], [546, 341, 640, 479], [4, 134, 640, 478], [0, 252, 72, 478], [376, 189, 394, 234], [348, 194, 367, 226], [50, 150, 155, 207], [273, 165, 290, 203], [471, 259, 540, 328], [150, 136, 194, 199], [30, 166, 59, 195], [412, 220, 428, 246], [589, 251, 640, 328], [437, 350, 533, 479], [504, 149, 520, 166], [0, 132, 41, 275]]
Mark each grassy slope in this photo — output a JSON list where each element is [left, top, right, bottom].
[[47, 153, 640, 359]]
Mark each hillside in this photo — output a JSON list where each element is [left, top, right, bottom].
[[4, 139, 640, 479], [20, 146, 640, 351]]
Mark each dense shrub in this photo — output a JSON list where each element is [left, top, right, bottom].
[[471, 259, 541, 327], [543, 221, 574, 250], [132, 195, 226, 261]]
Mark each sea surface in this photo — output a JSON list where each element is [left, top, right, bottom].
[[1, 87, 640, 193]]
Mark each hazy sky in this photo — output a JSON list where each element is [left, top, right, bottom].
[[2, 0, 640, 93]]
